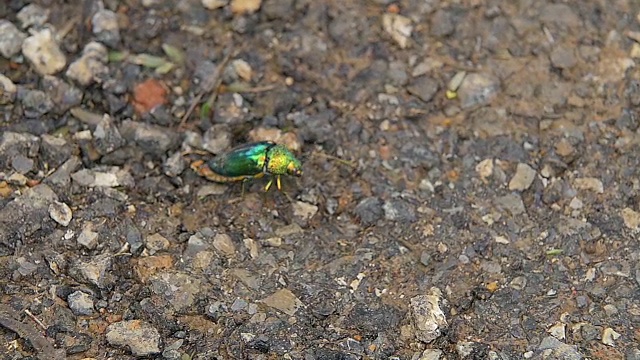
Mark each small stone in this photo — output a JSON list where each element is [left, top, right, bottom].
[[16, 4, 49, 29], [20, 90, 54, 118], [382, 13, 413, 49], [430, 9, 455, 37], [410, 288, 448, 343], [66, 42, 109, 86], [232, 59, 253, 81], [260, 288, 303, 316], [621, 207, 640, 230], [457, 73, 499, 109], [67, 291, 94, 316], [202, 0, 228, 10], [6, 173, 28, 186], [407, 76, 439, 103], [201, 124, 232, 155], [476, 158, 493, 180], [106, 320, 161, 356], [0, 74, 17, 105], [536, 336, 582, 358], [213, 233, 236, 257], [574, 177, 604, 193], [603, 304, 618, 316], [601, 327, 621, 346], [41, 76, 83, 114], [293, 201, 318, 221], [49, 201, 72, 226], [494, 193, 526, 216], [40, 134, 73, 168], [274, 223, 303, 237], [196, 184, 227, 197], [230, 0, 262, 14], [145, 233, 170, 254], [247, 127, 301, 152], [550, 47, 577, 69], [150, 272, 201, 311], [92, 10, 121, 47], [548, 322, 566, 340], [419, 349, 444, 360], [119, 120, 180, 156], [0, 20, 27, 58], [508, 163, 537, 191], [77, 224, 99, 250], [93, 114, 125, 155], [569, 197, 583, 210], [354, 197, 383, 226], [163, 151, 186, 177], [11, 154, 34, 174], [22, 28, 67, 75], [71, 254, 113, 288], [383, 199, 417, 222]]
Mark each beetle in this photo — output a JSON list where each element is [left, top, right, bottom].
[[191, 141, 303, 192]]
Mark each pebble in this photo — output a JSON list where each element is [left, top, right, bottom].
[[6, 173, 28, 186], [71, 168, 132, 188], [150, 272, 201, 311], [259, 288, 303, 316], [70, 254, 113, 288], [22, 28, 67, 75], [457, 73, 499, 109], [536, 336, 583, 359], [573, 177, 604, 193], [106, 320, 161, 356], [407, 76, 439, 103], [550, 47, 577, 69], [419, 349, 443, 360], [292, 201, 318, 221], [67, 291, 95, 316], [382, 13, 413, 49], [202, 0, 228, 10], [383, 199, 417, 222], [230, 0, 262, 14], [0, 20, 27, 58], [163, 151, 186, 177], [410, 288, 448, 343], [145, 233, 170, 255], [0, 74, 17, 105], [11, 154, 34, 174], [77, 224, 99, 250], [196, 184, 227, 197], [202, 124, 233, 154], [119, 120, 180, 156], [40, 134, 73, 168], [621, 207, 640, 230], [548, 322, 566, 340], [354, 197, 383, 226], [231, 59, 253, 81], [49, 200, 72, 226], [66, 42, 109, 86], [16, 4, 49, 29], [494, 193, 526, 216], [601, 327, 621, 346], [247, 127, 302, 152], [430, 9, 455, 37], [508, 163, 537, 191], [93, 114, 126, 155], [20, 89, 54, 118], [476, 158, 493, 180], [41, 76, 84, 114], [213, 233, 236, 257], [92, 10, 121, 47]]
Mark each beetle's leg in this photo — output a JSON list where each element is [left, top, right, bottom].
[[276, 175, 282, 191], [264, 178, 273, 192]]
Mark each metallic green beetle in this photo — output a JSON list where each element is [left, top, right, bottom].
[[192, 141, 303, 191]]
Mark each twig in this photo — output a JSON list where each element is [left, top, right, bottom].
[[179, 45, 235, 129], [24, 309, 47, 331], [312, 151, 357, 168]]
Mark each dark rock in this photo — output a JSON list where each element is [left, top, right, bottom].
[[40, 134, 74, 168], [20, 89, 54, 118], [407, 76, 439, 103], [93, 114, 126, 155], [354, 197, 383, 226], [41, 76, 83, 114], [383, 199, 416, 222]]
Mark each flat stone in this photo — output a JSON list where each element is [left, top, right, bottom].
[[106, 320, 161, 356]]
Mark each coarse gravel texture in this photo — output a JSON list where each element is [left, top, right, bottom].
[[1, 0, 640, 359]]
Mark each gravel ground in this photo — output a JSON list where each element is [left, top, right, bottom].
[[1, 0, 640, 359]]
